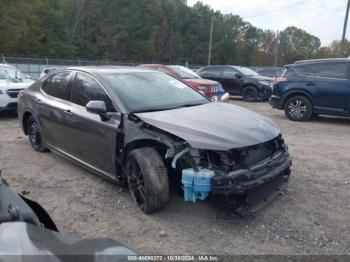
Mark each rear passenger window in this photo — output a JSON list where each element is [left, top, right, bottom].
[[42, 71, 73, 100], [295, 64, 316, 77], [71, 72, 116, 112], [199, 67, 221, 77], [316, 62, 347, 79]]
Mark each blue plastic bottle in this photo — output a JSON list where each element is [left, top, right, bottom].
[[181, 168, 215, 203]]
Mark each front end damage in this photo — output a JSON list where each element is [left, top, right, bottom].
[[126, 102, 292, 215], [170, 135, 292, 216]]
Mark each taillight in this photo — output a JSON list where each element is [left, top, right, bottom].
[[275, 77, 287, 83]]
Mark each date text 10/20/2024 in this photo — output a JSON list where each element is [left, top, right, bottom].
[[127, 255, 220, 261]]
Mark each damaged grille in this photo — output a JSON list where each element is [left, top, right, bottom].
[[203, 136, 285, 173]]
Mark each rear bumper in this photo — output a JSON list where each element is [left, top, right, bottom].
[[211, 150, 292, 215], [269, 95, 283, 109]]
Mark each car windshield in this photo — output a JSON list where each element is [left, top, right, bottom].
[[0, 66, 25, 82], [168, 66, 201, 79], [105, 72, 209, 113], [237, 66, 260, 77], [104, 71, 209, 113]]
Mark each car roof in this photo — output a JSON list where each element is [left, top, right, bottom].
[[199, 65, 239, 70], [139, 64, 166, 67], [293, 58, 350, 65], [139, 64, 185, 69], [201, 65, 234, 67], [66, 66, 156, 74]]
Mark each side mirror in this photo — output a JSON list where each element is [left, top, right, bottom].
[[235, 74, 242, 79], [86, 101, 109, 121]]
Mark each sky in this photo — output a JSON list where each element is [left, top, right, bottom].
[[187, 0, 348, 46]]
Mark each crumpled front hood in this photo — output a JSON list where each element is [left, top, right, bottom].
[[135, 103, 280, 151]]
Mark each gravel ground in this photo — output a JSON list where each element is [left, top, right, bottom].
[[0, 99, 349, 255]]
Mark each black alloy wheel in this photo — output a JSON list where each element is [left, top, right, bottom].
[[242, 86, 258, 102], [126, 147, 169, 214], [127, 158, 146, 209], [28, 116, 47, 152]]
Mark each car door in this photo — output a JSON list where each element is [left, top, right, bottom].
[[38, 70, 75, 151], [66, 72, 121, 176], [311, 62, 349, 113], [221, 67, 244, 95]]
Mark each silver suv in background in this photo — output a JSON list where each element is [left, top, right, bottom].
[[0, 64, 34, 112]]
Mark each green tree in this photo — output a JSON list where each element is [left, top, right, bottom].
[[279, 26, 321, 64], [0, 0, 332, 66]]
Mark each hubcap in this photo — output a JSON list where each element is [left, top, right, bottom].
[[29, 122, 41, 148], [288, 100, 307, 119], [127, 159, 146, 208]]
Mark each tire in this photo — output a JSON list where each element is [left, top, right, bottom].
[[284, 95, 313, 121], [28, 116, 48, 152], [126, 147, 169, 214], [242, 86, 258, 102]]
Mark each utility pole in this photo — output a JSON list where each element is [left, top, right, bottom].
[[208, 17, 214, 66], [341, 0, 350, 55], [274, 31, 279, 67]]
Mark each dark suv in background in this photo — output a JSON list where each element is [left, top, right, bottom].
[[270, 58, 350, 121], [197, 65, 274, 101]]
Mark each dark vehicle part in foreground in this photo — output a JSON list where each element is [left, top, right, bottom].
[[0, 172, 135, 259], [197, 65, 274, 102], [270, 58, 350, 121], [18, 67, 292, 215]]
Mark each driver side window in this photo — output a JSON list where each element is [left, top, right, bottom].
[[71, 72, 116, 112]]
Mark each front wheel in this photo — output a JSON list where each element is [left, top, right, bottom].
[[284, 96, 313, 121], [242, 86, 258, 102], [126, 147, 169, 214]]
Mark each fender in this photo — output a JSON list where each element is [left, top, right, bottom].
[[281, 89, 315, 108]]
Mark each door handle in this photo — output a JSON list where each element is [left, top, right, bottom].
[[64, 109, 73, 116], [305, 81, 315, 86]]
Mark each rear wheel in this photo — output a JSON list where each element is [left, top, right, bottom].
[[127, 148, 169, 214], [28, 116, 48, 152], [284, 96, 313, 121], [242, 86, 258, 102]]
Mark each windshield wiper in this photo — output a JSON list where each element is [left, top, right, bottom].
[[172, 102, 206, 109], [132, 107, 177, 114]]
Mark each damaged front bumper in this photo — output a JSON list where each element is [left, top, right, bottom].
[[211, 150, 291, 215]]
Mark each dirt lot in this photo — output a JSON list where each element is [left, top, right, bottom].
[[0, 100, 349, 255]]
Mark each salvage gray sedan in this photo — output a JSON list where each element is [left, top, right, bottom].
[[18, 67, 292, 215]]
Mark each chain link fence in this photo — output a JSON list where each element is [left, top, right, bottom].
[[1, 54, 203, 80], [1, 54, 280, 80], [1, 55, 141, 80]]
